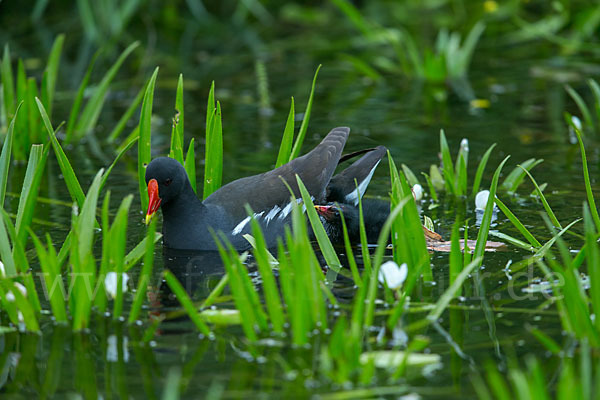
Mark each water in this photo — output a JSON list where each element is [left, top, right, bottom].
[[1, 5, 599, 399]]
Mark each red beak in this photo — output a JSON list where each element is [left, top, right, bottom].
[[145, 179, 162, 225], [314, 205, 334, 218]]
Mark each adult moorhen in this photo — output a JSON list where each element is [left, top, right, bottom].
[[145, 127, 387, 250]]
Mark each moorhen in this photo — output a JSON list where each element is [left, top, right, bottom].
[[315, 199, 445, 247], [315, 198, 390, 244], [145, 127, 387, 250]]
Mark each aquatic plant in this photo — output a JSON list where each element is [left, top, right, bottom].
[[330, 0, 486, 83], [0, 36, 139, 160]]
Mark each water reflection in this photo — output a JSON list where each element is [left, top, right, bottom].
[[159, 247, 227, 306]]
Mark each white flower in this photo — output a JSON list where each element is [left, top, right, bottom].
[[378, 261, 408, 290], [104, 272, 130, 299], [475, 190, 490, 210], [571, 115, 582, 131], [412, 184, 423, 201], [5, 282, 27, 302], [460, 138, 469, 152]]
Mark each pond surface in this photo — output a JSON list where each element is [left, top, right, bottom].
[[1, 4, 599, 399]]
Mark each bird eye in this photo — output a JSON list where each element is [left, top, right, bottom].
[[164, 178, 173, 186]]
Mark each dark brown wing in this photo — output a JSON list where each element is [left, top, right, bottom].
[[204, 127, 350, 221]]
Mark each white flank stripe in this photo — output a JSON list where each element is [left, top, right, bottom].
[[265, 205, 281, 223], [232, 216, 251, 235], [345, 160, 380, 206]]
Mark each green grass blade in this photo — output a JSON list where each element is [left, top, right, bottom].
[[584, 204, 600, 331], [0, 279, 39, 332], [1, 44, 16, 120], [296, 175, 342, 280], [471, 143, 496, 196], [275, 97, 294, 168], [74, 41, 140, 139], [26, 78, 40, 144], [36, 97, 85, 207], [454, 22, 485, 77], [473, 156, 510, 265], [15, 144, 48, 247], [589, 79, 600, 125], [124, 231, 162, 272], [439, 129, 455, 194], [163, 270, 211, 336], [203, 102, 223, 199], [169, 74, 185, 164], [401, 164, 420, 187], [100, 136, 138, 192], [30, 231, 67, 323], [0, 102, 22, 207], [424, 256, 482, 325], [573, 121, 600, 231], [289, 65, 321, 161], [65, 51, 99, 143], [501, 158, 543, 193], [138, 67, 158, 212], [40, 34, 64, 118], [111, 195, 133, 320], [494, 197, 542, 248], [0, 209, 16, 276], [107, 80, 145, 143], [248, 209, 284, 333], [15, 60, 29, 160], [206, 80, 215, 136], [449, 218, 462, 296], [330, 0, 375, 37], [184, 138, 196, 193], [519, 166, 562, 229], [565, 84, 594, 131]]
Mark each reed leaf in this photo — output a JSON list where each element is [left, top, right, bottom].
[[138, 67, 158, 212], [501, 158, 543, 193], [471, 143, 496, 196], [128, 218, 156, 323], [572, 119, 600, 231], [248, 208, 284, 333], [73, 41, 139, 139], [107, 80, 145, 143], [169, 74, 185, 164], [111, 194, 133, 320], [494, 197, 542, 248], [519, 166, 561, 229], [473, 156, 510, 265], [0, 102, 22, 207], [66, 51, 99, 143], [290, 65, 321, 161], [14, 144, 48, 248], [184, 138, 196, 194], [275, 97, 294, 167], [565, 84, 594, 130], [40, 34, 64, 118], [296, 176, 342, 279], [1, 44, 15, 120], [37, 98, 85, 207], [439, 130, 456, 194], [203, 102, 223, 199], [30, 232, 67, 323]]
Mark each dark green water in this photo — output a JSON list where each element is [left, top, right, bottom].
[[1, 3, 600, 399]]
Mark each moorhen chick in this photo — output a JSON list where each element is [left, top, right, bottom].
[[315, 198, 390, 244], [144, 127, 386, 250]]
